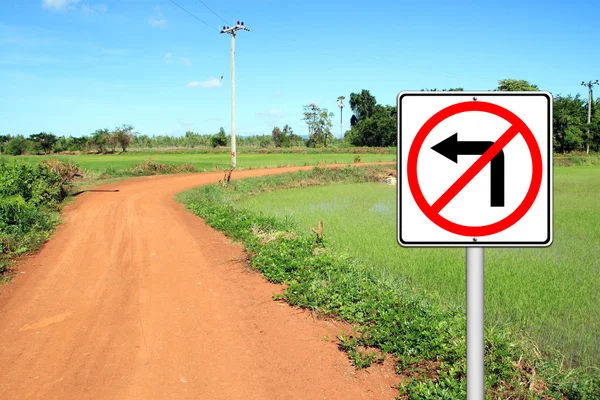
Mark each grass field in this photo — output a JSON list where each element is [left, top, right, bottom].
[[4, 152, 395, 173], [240, 166, 600, 368]]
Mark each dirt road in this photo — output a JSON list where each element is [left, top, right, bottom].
[[0, 166, 399, 400]]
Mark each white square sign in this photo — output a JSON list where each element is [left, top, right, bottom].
[[397, 91, 553, 247]]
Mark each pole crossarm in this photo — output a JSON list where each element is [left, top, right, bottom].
[[220, 22, 251, 34]]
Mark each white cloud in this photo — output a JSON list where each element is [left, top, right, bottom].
[[179, 57, 191, 66], [186, 78, 222, 89], [148, 6, 166, 28], [42, 0, 80, 10], [43, 0, 107, 13], [148, 16, 166, 27], [82, 3, 107, 13], [164, 52, 173, 64]]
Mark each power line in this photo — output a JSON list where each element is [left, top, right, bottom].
[[167, 0, 219, 31], [196, 0, 229, 25]]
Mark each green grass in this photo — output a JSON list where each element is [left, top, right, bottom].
[[239, 166, 600, 369], [3, 152, 394, 173], [177, 165, 600, 399]]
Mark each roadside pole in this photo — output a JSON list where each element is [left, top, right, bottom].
[[220, 22, 250, 170], [230, 32, 236, 169]]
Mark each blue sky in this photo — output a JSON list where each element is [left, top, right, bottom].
[[1, 0, 599, 139]]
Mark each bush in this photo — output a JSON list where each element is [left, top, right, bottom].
[[0, 160, 67, 274], [0, 160, 64, 208], [0, 195, 38, 230], [4, 136, 30, 156], [210, 132, 228, 148]]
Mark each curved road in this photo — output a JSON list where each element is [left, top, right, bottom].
[[0, 166, 398, 400]]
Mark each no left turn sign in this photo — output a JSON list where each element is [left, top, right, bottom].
[[397, 92, 553, 247]]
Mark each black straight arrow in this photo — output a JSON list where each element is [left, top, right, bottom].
[[431, 133, 504, 207]]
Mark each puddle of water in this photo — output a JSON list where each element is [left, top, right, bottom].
[[370, 202, 392, 215], [310, 201, 348, 212]]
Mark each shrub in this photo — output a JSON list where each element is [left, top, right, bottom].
[[0, 195, 38, 231], [0, 160, 64, 208], [4, 136, 30, 155]]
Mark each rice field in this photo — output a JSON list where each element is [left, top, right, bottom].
[[4, 152, 394, 172], [239, 166, 600, 368]]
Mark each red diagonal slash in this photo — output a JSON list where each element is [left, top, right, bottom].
[[431, 124, 521, 214]]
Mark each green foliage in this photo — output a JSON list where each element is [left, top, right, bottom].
[[0, 135, 10, 154], [178, 167, 599, 399], [0, 160, 64, 207], [210, 127, 228, 148], [302, 104, 334, 147], [90, 128, 110, 153], [29, 132, 58, 154], [0, 160, 66, 274], [271, 125, 293, 148], [52, 135, 88, 153], [496, 79, 539, 91], [346, 91, 397, 147], [112, 124, 135, 152], [349, 89, 377, 120], [346, 104, 397, 147], [420, 88, 464, 92], [4, 135, 30, 156]]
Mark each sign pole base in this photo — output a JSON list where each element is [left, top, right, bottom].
[[467, 247, 484, 399]]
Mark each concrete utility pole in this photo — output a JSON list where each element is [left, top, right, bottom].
[[220, 21, 250, 169], [581, 79, 599, 154], [337, 96, 345, 139]]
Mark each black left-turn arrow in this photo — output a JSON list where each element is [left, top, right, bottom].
[[431, 133, 505, 207]]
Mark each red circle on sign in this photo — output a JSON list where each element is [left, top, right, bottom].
[[407, 101, 543, 237]]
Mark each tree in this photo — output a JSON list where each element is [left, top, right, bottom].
[[210, 127, 228, 148], [302, 103, 333, 147], [496, 79, 539, 92], [91, 129, 110, 153], [271, 126, 283, 147], [113, 124, 135, 152], [345, 104, 397, 147], [345, 90, 397, 147], [4, 135, 30, 155], [281, 124, 293, 147], [271, 125, 292, 148], [349, 90, 377, 122], [106, 133, 118, 152], [29, 132, 57, 154], [420, 88, 464, 92], [553, 95, 587, 153], [0, 135, 10, 154]]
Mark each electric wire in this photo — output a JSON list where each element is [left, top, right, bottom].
[[196, 0, 230, 25], [167, 0, 219, 31]]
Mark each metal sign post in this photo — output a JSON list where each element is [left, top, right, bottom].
[[466, 247, 484, 399]]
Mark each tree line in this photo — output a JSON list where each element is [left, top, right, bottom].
[[0, 125, 306, 156], [330, 79, 599, 152]]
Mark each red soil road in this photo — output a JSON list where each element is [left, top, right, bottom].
[[0, 166, 400, 400]]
